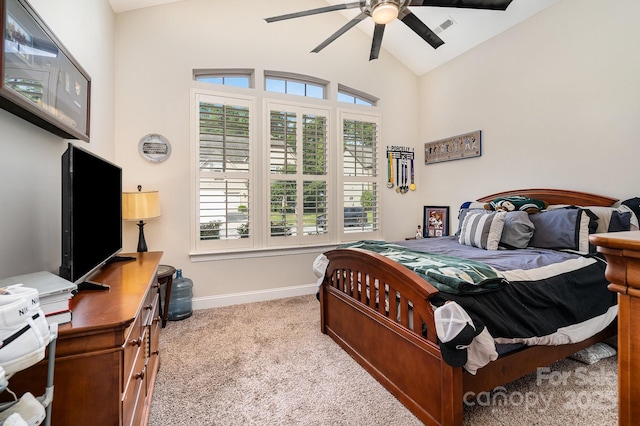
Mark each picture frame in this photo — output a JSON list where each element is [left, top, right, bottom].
[[424, 130, 481, 165], [0, 0, 91, 141], [423, 206, 450, 238]]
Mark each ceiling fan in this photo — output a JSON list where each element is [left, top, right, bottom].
[[265, 0, 514, 60]]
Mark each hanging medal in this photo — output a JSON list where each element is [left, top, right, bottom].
[[409, 154, 416, 191], [387, 151, 394, 188], [401, 157, 407, 193], [395, 155, 401, 193]]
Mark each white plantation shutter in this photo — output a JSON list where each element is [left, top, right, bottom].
[[268, 103, 329, 242], [196, 94, 253, 249], [341, 112, 380, 236], [191, 84, 381, 254]]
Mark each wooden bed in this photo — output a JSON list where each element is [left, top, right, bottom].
[[319, 189, 618, 426]]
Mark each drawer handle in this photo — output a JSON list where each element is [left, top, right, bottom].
[[152, 282, 160, 289], [144, 304, 153, 311], [134, 371, 145, 381], [130, 337, 142, 347], [152, 350, 159, 356]]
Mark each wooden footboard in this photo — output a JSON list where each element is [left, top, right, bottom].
[[320, 247, 617, 426], [320, 248, 464, 425]]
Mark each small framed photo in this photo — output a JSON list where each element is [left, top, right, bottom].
[[423, 206, 450, 238]]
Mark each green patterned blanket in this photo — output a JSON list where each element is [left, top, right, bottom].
[[341, 240, 507, 295]]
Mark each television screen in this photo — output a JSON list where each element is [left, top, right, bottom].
[[59, 143, 122, 286]]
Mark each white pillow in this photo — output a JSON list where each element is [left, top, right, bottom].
[[458, 212, 506, 250]]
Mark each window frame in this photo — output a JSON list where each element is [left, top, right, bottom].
[[337, 109, 381, 242], [337, 83, 379, 107], [264, 70, 328, 100], [264, 100, 333, 248], [190, 74, 382, 259], [193, 68, 254, 88], [190, 90, 258, 253]]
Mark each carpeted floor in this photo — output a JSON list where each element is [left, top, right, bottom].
[[149, 295, 617, 425]]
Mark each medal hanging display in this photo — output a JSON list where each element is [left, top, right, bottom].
[[386, 147, 415, 194]]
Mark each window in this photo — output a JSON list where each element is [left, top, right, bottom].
[[340, 112, 379, 234], [338, 84, 378, 107], [194, 69, 253, 88], [194, 93, 254, 252], [191, 73, 381, 255], [265, 71, 327, 99], [268, 104, 329, 243]]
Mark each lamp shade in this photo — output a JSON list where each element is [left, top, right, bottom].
[[122, 190, 161, 220], [371, 2, 399, 25]]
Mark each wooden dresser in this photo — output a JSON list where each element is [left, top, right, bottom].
[[9, 251, 163, 426], [589, 231, 640, 425]]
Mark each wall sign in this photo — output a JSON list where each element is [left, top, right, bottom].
[[139, 133, 171, 162], [424, 130, 481, 165]]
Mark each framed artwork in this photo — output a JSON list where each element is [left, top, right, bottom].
[[424, 130, 481, 165], [423, 206, 450, 238], [0, 0, 91, 141]]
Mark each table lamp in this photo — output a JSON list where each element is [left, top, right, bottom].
[[122, 185, 161, 252]]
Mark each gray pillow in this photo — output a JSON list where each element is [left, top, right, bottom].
[[457, 209, 534, 249], [499, 211, 535, 249], [458, 212, 506, 250], [528, 208, 597, 254]]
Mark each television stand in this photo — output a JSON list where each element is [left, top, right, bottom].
[[76, 281, 110, 291], [107, 255, 136, 264]]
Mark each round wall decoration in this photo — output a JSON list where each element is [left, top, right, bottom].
[[138, 133, 171, 162]]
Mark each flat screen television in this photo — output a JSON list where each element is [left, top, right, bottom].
[[59, 143, 128, 290]]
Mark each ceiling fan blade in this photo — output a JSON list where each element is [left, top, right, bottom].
[[369, 24, 385, 61], [311, 12, 368, 53], [265, 2, 361, 23], [408, 0, 514, 11], [400, 11, 444, 49]]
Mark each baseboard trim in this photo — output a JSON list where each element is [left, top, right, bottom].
[[192, 283, 319, 310]]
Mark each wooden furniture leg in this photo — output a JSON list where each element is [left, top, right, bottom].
[[590, 231, 640, 425]]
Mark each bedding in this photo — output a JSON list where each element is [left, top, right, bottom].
[[340, 240, 507, 295], [338, 235, 617, 372]]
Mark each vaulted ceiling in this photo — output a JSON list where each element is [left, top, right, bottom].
[[109, 0, 560, 75]]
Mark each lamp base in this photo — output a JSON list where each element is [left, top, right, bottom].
[[137, 220, 148, 252]]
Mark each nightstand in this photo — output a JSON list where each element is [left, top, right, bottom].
[[157, 264, 176, 328]]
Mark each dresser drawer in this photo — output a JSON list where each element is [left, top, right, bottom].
[[123, 309, 144, 389], [142, 284, 158, 327], [123, 328, 147, 426]]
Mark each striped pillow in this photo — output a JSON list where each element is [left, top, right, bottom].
[[459, 212, 506, 250]]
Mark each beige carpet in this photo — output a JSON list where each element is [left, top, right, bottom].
[[149, 295, 618, 425]]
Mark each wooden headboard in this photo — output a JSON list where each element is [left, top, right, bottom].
[[476, 188, 617, 207]]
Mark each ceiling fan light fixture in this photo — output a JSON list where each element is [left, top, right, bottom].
[[371, 2, 399, 25]]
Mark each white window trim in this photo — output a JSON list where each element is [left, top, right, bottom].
[[264, 99, 333, 247], [337, 109, 382, 242], [189, 79, 383, 261], [190, 89, 258, 254]]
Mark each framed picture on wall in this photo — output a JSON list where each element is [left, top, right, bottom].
[[424, 130, 481, 165], [0, 0, 91, 141], [423, 206, 450, 238]]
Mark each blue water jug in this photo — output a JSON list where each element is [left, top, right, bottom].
[[167, 269, 193, 321]]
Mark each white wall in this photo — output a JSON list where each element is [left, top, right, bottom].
[[4, 0, 636, 307], [417, 0, 640, 233], [113, 0, 420, 302], [0, 0, 115, 278]]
